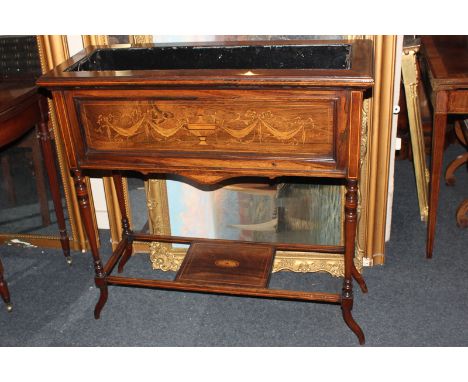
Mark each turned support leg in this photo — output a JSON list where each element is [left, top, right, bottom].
[[73, 169, 108, 319], [0, 258, 12, 312], [37, 96, 71, 265], [112, 173, 134, 273], [352, 264, 368, 293], [341, 179, 365, 345]]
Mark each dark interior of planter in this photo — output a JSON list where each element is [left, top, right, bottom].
[[65, 44, 352, 72]]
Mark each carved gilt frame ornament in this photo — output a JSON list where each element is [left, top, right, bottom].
[[129, 35, 154, 44]]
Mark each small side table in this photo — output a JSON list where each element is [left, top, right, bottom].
[[0, 81, 71, 312], [420, 36, 468, 258]]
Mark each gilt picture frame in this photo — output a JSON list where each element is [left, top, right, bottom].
[[401, 38, 430, 221]]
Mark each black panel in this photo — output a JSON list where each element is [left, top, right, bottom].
[[0, 36, 42, 79], [66, 44, 352, 72]]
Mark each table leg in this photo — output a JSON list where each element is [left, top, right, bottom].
[[0, 257, 12, 312], [37, 97, 71, 265], [342, 179, 365, 345], [73, 169, 108, 319], [427, 99, 448, 258], [112, 173, 134, 273], [352, 264, 368, 293]]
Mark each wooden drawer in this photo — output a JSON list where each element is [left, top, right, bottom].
[[62, 89, 349, 178]]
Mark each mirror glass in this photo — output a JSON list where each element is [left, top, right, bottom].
[[0, 35, 72, 238]]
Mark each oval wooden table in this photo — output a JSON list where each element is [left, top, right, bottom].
[[0, 80, 71, 312]]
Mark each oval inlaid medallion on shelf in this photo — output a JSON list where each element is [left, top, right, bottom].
[[214, 259, 240, 269]]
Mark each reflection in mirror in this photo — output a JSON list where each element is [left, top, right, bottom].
[[126, 175, 343, 247], [165, 180, 343, 247], [0, 35, 71, 238], [0, 131, 71, 236]]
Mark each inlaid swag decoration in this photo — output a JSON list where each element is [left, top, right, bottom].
[[81, 100, 333, 152]]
